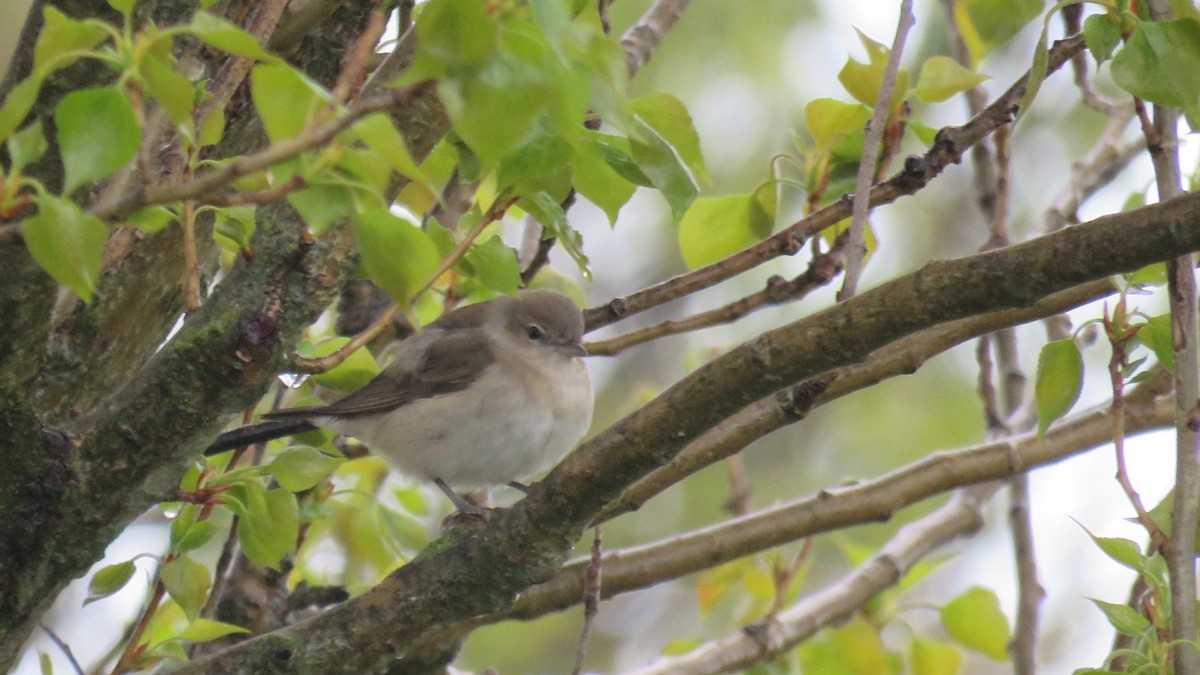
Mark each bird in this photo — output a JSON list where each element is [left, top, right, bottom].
[[207, 289, 594, 513]]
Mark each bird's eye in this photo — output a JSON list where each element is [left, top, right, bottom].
[[526, 324, 545, 341]]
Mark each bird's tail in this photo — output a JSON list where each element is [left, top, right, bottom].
[[205, 419, 318, 456]]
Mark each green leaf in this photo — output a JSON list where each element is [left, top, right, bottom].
[[940, 586, 1012, 661], [141, 53, 196, 129], [1018, 24, 1050, 120], [1111, 19, 1200, 109], [287, 182, 359, 236], [1084, 13, 1123, 63], [627, 92, 709, 186], [627, 117, 698, 223], [520, 192, 589, 277], [250, 63, 329, 142], [85, 560, 137, 605], [804, 98, 871, 149], [1079, 523, 1146, 572], [126, 206, 176, 233], [1091, 598, 1152, 637], [161, 555, 211, 620], [914, 56, 988, 103], [351, 209, 441, 303], [0, 75, 45, 144], [269, 446, 345, 492], [462, 235, 522, 295], [107, 0, 136, 14], [409, 0, 498, 75], [838, 47, 910, 109], [440, 53, 551, 168], [173, 520, 218, 553], [56, 88, 140, 194], [497, 120, 573, 197], [1138, 313, 1175, 372], [189, 12, 277, 62], [677, 191, 774, 270], [1127, 262, 1168, 287], [571, 135, 636, 224], [34, 7, 109, 73], [348, 114, 433, 193], [910, 638, 964, 675], [212, 205, 256, 252], [178, 618, 249, 642], [7, 120, 47, 174], [235, 486, 299, 569], [300, 337, 380, 392], [23, 194, 109, 302], [957, 0, 1045, 61], [1034, 338, 1084, 436]]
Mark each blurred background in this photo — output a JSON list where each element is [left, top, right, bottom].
[[6, 1, 1183, 673]]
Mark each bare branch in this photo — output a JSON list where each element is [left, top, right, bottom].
[[839, 0, 914, 301], [597, 279, 1116, 523], [621, 0, 693, 75], [506, 390, 1173, 630]]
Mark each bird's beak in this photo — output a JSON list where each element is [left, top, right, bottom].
[[559, 342, 588, 357]]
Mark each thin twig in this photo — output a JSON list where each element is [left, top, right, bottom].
[[838, 0, 914, 301], [623, 485, 987, 675], [571, 526, 603, 675], [93, 84, 431, 222], [584, 33, 1089, 331], [939, 0, 997, 222], [586, 239, 845, 356], [38, 623, 85, 675], [330, 10, 386, 106]]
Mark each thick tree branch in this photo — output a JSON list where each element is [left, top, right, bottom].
[[183, 185, 1200, 673], [502, 384, 1172, 629]]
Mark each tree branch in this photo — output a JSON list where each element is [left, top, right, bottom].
[[584, 33, 1088, 331], [182, 183, 1200, 673]]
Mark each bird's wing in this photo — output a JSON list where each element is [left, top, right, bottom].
[[265, 331, 494, 419]]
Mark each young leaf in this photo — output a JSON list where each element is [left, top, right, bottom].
[[85, 560, 137, 605], [914, 56, 988, 103], [1034, 338, 1083, 436], [570, 136, 635, 225], [286, 182, 360, 236], [33, 7, 109, 73], [677, 192, 774, 269], [173, 520, 218, 553], [107, 0, 136, 13], [161, 554, 211, 620], [520, 192, 590, 276], [141, 53, 197, 129], [55, 88, 140, 194], [910, 638, 964, 675], [269, 446, 345, 492], [462, 235, 523, 296], [0, 75, 45, 144], [1084, 13, 1122, 63], [250, 63, 330, 142], [7, 120, 48, 174], [1090, 598, 1151, 637], [23, 194, 109, 302], [1078, 522, 1146, 572], [1017, 24, 1049, 121], [805, 98, 871, 149], [300, 337, 380, 392], [189, 12, 277, 62], [235, 486, 299, 569], [1111, 19, 1200, 109], [940, 586, 1012, 661], [627, 117, 698, 224], [126, 206, 177, 234], [351, 209, 441, 303], [1137, 313, 1175, 372], [348, 114, 434, 194], [626, 92, 709, 186], [178, 618, 250, 642]]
